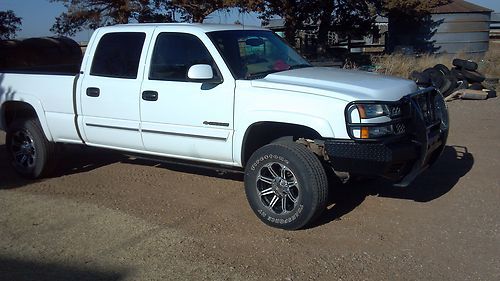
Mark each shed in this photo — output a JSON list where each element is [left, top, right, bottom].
[[430, 0, 493, 54], [491, 13, 500, 43]]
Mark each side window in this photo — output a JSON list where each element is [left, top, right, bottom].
[[149, 33, 218, 81], [90, 32, 146, 79]]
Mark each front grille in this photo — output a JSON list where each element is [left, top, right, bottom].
[[389, 105, 402, 117], [394, 123, 406, 135]]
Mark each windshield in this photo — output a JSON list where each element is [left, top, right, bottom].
[[207, 30, 311, 80]]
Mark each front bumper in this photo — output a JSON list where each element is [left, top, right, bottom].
[[325, 88, 449, 187]]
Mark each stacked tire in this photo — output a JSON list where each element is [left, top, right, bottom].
[[409, 59, 487, 97], [451, 59, 486, 92]]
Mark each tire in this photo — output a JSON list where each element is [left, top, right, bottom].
[[455, 80, 469, 91], [468, 83, 484, 91], [461, 69, 486, 83], [451, 68, 465, 81], [446, 74, 458, 91], [452, 59, 478, 71], [423, 68, 445, 89], [410, 71, 431, 86], [434, 64, 450, 76], [5, 118, 57, 179], [244, 142, 328, 230], [439, 76, 452, 95]]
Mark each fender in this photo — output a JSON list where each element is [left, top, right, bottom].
[[0, 93, 54, 141], [233, 110, 335, 166]]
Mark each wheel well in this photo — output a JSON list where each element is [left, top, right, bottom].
[[241, 122, 322, 166], [1, 102, 39, 129]]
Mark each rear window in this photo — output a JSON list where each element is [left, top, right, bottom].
[[90, 32, 146, 79]]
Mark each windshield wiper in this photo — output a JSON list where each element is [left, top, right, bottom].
[[245, 64, 312, 80], [245, 70, 281, 80], [289, 64, 313, 70]]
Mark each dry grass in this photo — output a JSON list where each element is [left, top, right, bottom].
[[479, 43, 500, 78], [373, 43, 500, 79]]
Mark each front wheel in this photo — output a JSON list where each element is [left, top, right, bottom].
[[6, 118, 57, 179], [244, 142, 328, 230]]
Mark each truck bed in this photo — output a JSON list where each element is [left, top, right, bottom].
[[0, 72, 81, 143]]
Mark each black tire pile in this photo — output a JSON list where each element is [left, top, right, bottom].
[[410, 59, 486, 97]]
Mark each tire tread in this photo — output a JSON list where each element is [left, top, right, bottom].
[[245, 142, 328, 230], [7, 118, 57, 179]]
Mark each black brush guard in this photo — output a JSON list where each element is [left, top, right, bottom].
[[324, 87, 449, 187]]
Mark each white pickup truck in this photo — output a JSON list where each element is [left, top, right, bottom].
[[0, 24, 449, 229]]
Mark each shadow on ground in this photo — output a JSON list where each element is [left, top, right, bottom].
[[314, 145, 474, 227], [0, 143, 243, 190], [0, 144, 473, 228], [0, 144, 128, 189], [0, 256, 127, 281]]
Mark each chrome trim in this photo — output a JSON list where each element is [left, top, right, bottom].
[[142, 129, 227, 141], [85, 123, 139, 132], [203, 121, 230, 127]]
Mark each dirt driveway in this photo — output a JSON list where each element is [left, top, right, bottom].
[[1, 97, 499, 281]]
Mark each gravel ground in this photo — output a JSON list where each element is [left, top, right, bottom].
[[1, 97, 499, 281]]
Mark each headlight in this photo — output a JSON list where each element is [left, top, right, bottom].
[[347, 102, 405, 139], [357, 104, 390, 119]]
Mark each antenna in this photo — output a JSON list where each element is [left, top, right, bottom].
[[239, 10, 245, 30]]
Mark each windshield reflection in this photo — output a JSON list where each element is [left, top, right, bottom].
[[207, 30, 311, 80]]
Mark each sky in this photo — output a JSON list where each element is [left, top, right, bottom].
[[1, 0, 499, 42]]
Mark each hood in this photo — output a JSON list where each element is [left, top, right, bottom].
[[251, 67, 418, 102]]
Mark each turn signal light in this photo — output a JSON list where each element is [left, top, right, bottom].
[[361, 127, 370, 139]]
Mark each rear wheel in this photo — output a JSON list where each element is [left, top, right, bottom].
[[244, 142, 328, 230], [6, 118, 57, 179]]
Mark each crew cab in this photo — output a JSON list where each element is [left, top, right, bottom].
[[0, 24, 449, 229]]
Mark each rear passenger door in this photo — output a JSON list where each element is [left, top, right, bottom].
[[139, 31, 235, 163], [80, 29, 153, 150]]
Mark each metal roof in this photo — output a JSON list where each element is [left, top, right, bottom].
[[264, 19, 285, 29], [492, 13, 500, 23], [432, 0, 492, 14]]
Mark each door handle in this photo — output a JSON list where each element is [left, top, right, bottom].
[[142, 91, 158, 101], [86, 87, 100, 97]]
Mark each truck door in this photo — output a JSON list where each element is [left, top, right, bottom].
[[139, 31, 235, 163], [79, 29, 153, 150]]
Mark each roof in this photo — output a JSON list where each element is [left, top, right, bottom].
[[492, 13, 500, 23], [432, 0, 493, 14], [114, 23, 267, 33], [264, 19, 285, 29]]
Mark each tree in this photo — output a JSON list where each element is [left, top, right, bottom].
[[315, 0, 378, 53], [259, 1, 316, 44], [169, 0, 226, 22], [168, 0, 262, 23], [259, 0, 377, 52], [0, 10, 22, 40], [382, 0, 450, 13], [380, 0, 452, 53], [50, 0, 174, 36], [50, 0, 260, 36]]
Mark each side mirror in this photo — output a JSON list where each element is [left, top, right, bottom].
[[187, 64, 214, 81]]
